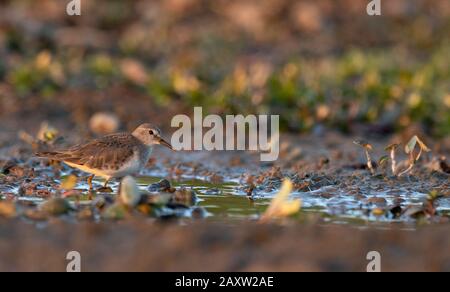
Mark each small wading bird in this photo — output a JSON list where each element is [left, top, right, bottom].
[[36, 124, 173, 191]]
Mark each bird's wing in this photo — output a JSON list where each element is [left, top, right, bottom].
[[38, 133, 138, 170]]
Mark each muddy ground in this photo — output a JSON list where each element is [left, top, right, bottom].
[[1, 220, 450, 272], [0, 122, 449, 272]]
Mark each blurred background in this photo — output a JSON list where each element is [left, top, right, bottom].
[[0, 0, 449, 138]]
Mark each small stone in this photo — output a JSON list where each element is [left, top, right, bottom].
[[204, 188, 222, 196], [77, 207, 94, 220], [172, 188, 197, 206], [142, 193, 172, 206], [119, 176, 142, 208], [191, 207, 207, 219], [40, 198, 72, 215], [93, 195, 114, 210], [102, 203, 127, 220], [366, 197, 387, 207], [403, 206, 426, 219], [148, 179, 173, 193], [93, 196, 107, 209], [390, 205, 402, 218]]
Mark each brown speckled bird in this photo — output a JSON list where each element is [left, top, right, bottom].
[[36, 123, 173, 191]]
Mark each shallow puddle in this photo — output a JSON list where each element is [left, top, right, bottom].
[[6, 167, 449, 226], [136, 176, 270, 221], [126, 175, 450, 224]]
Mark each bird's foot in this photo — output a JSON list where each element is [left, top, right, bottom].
[[96, 186, 113, 193]]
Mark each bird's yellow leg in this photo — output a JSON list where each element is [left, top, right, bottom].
[[87, 175, 95, 191]]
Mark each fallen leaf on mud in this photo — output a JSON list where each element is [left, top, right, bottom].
[[60, 174, 77, 190], [35, 50, 52, 71], [372, 208, 385, 216], [260, 178, 301, 222], [37, 122, 59, 142], [405, 135, 431, 162], [0, 201, 17, 218], [406, 136, 430, 154], [136, 204, 152, 215]]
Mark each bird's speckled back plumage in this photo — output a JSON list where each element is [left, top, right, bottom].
[[36, 132, 150, 171]]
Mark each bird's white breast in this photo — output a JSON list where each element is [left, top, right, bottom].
[[111, 146, 153, 177]]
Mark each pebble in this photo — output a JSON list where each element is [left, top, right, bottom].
[[102, 203, 127, 220], [366, 197, 388, 207], [119, 176, 141, 208], [172, 188, 197, 206], [40, 198, 72, 215], [148, 179, 173, 193]]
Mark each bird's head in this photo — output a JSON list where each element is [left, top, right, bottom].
[[132, 123, 173, 150]]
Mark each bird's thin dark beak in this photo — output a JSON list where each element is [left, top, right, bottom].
[[159, 137, 173, 150]]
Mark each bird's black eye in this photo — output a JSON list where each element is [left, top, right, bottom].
[[149, 130, 154, 136]]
